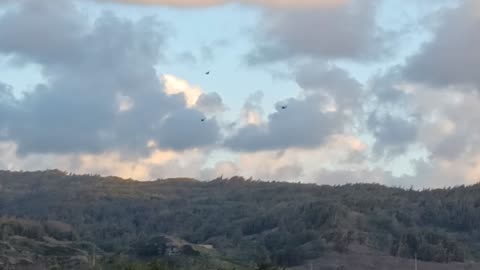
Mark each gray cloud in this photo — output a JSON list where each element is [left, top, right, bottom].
[[157, 109, 221, 150], [0, 82, 15, 134], [431, 133, 468, 160], [0, 0, 85, 67], [367, 0, 480, 164], [420, 91, 480, 161], [369, 68, 409, 104], [295, 63, 363, 110], [225, 95, 344, 151], [367, 111, 418, 157], [404, 1, 480, 89], [225, 64, 362, 152], [247, 0, 387, 64], [0, 0, 220, 155], [195, 92, 226, 113]]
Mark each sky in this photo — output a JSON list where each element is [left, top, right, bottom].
[[0, 0, 478, 188]]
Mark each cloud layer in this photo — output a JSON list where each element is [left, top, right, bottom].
[[1, 0, 480, 188], [100, 0, 348, 8], [0, 0, 220, 155], [247, 0, 386, 64], [404, 0, 480, 89]]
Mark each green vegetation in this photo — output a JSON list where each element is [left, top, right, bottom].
[[0, 217, 94, 269], [1, 170, 480, 269]]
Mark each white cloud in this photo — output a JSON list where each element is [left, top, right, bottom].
[[214, 134, 367, 182], [162, 74, 203, 107], [0, 140, 212, 180]]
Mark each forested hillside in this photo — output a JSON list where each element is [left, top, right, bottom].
[[1, 170, 480, 269]]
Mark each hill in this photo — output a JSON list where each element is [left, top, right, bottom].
[[1, 170, 480, 269], [0, 217, 94, 269]]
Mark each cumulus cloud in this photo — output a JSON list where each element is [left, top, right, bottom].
[[2, 0, 479, 189], [360, 0, 480, 187], [225, 64, 362, 153], [156, 108, 220, 150], [415, 88, 480, 162], [162, 74, 203, 107], [162, 75, 226, 113], [365, 72, 480, 187], [247, 0, 387, 64], [225, 95, 344, 151], [0, 0, 220, 156], [397, 1, 480, 179], [211, 133, 366, 182], [404, 0, 480, 89], [367, 111, 418, 157], [195, 92, 227, 114], [295, 63, 363, 111]]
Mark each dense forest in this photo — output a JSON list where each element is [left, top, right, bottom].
[[1, 170, 480, 269]]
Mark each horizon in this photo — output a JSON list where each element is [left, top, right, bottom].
[[2, 168, 479, 190], [1, 0, 479, 188]]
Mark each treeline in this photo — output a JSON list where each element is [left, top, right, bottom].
[[0, 170, 479, 267]]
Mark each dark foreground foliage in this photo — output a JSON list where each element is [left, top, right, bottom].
[[1, 170, 480, 268]]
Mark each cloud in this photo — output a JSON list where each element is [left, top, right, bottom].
[[295, 63, 363, 111], [162, 74, 226, 113], [392, 0, 480, 186], [365, 71, 480, 187], [210, 133, 366, 182], [225, 95, 344, 152], [163, 74, 203, 107], [247, 0, 387, 64], [195, 92, 227, 114], [0, 83, 15, 130], [156, 108, 220, 150], [369, 69, 409, 105], [99, 0, 348, 9], [367, 111, 418, 157], [200, 160, 240, 180], [226, 64, 362, 152], [241, 91, 264, 126], [0, 0, 220, 155], [391, 158, 480, 189], [0, 140, 212, 180], [2, 0, 479, 190], [415, 87, 480, 161], [404, 0, 480, 89]]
